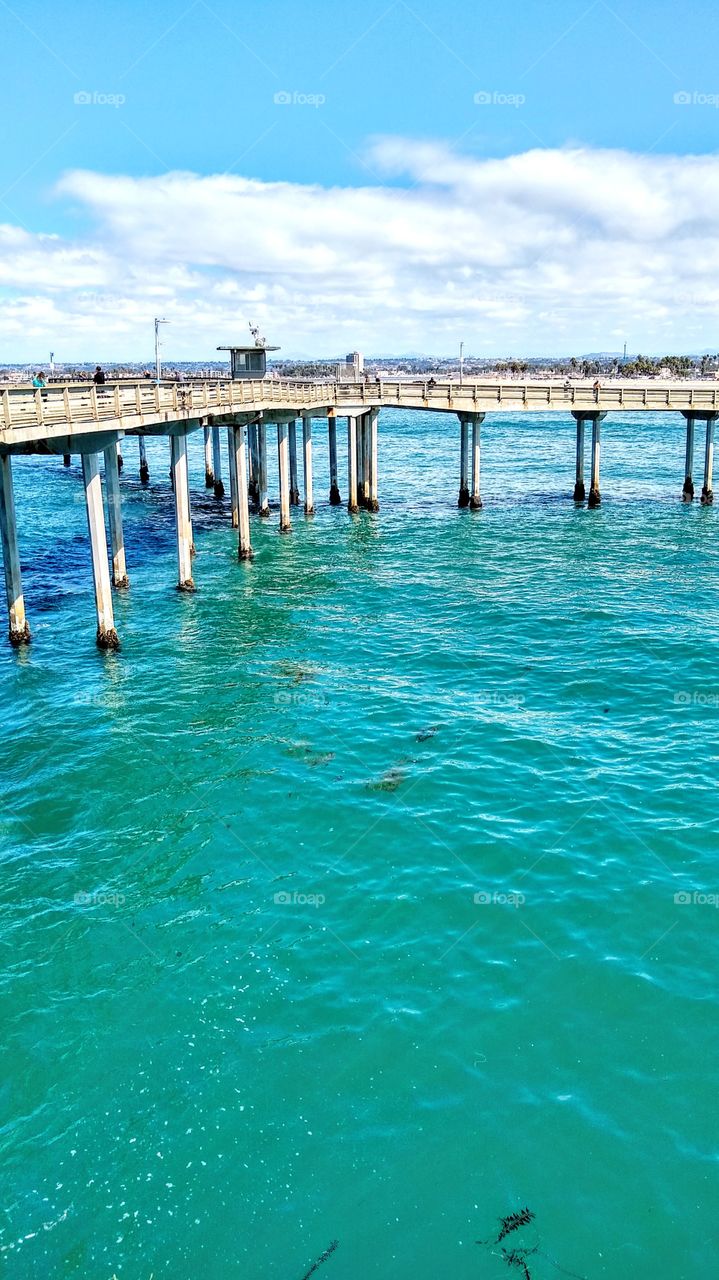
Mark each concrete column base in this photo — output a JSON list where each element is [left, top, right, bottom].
[[9, 621, 31, 647], [469, 495, 483, 510], [290, 488, 300, 506], [177, 578, 195, 592], [96, 625, 120, 650], [63, 454, 71, 467], [573, 481, 586, 501], [367, 498, 380, 512], [348, 501, 359, 514], [205, 469, 214, 488], [683, 477, 694, 501], [259, 504, 270, 518], [458, 487, 470, 508], [116, 453, 123, 473], [140, 461, 150, 485], [588, 488, 601, 509], [239, 547, 254, 561], [213, 479, 225, 499], [701, 487, 714, 505], [329, 484, 342, 505]]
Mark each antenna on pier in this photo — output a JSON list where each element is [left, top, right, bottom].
[[249, 321, 266, 349]]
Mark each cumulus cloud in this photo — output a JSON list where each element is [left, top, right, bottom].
[[3, 140, 719, 359]]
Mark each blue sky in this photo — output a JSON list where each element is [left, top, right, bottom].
[[2, 0, 719, 358]]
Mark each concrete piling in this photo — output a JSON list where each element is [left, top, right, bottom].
[[63, 454, 71, 467], [587, 414, 603, 509], [469, 415, 483, 510], [277, 423, 292, 533], [0, 454, 31, 646], [249, 423, 260, 507], [203, 426, 214, 488], [359, 413, 371, 509], [211, 426, 224, 498], [139, 437, 150, 485], [103, 443, 129, 589], [701, 417, 715, 505], [302, 416, 314, 515], [368, 409, 379, 512], [232, 424, 253, 560], [572, 413, 586, 502], [683, 415, 695, 501], [227, 428, 239, 528], [328, 418, 341, 505], [347, 416, 359, 513], [458, 418, 470, 507], [289, 420, 300, 505], [258, 423, 270, 516], [116, 440, 124, 474], [81, 451, 120, 649], [170, 432, 195, 591]]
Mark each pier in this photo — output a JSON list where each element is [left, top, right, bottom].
[[0, 376, 716, 649]]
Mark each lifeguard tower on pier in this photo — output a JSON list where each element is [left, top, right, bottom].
[[218, 324, 279, 380]]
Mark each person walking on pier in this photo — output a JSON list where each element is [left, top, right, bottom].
[[93, 365, 106, 385]]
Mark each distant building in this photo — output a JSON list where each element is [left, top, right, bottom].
[[336, 351, 364, 382]]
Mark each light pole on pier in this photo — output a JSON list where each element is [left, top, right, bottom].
[[154, 318, 169, 381], [459, 341, 464, 387]]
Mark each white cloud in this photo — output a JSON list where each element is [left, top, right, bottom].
[[3, 140, 719, 359]]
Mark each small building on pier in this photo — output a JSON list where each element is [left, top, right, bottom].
[[217, 332, 279, 380]]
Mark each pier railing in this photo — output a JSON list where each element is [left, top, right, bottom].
[[2, 377, 718, 445]]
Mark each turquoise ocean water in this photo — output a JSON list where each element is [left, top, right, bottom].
[[1, 408, 717, 1278]]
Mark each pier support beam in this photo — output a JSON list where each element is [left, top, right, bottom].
[[302, 416, 314, 515], [0, 454, 30, 646], [368, 409, 379, 512], [277, 423, 292, 533], [701, 416, 716, 505], [572, 413, 586, 502], [359, 413, 371, 509], [328, 418, 341, 505], [227, 428, 239, 528], [139, 437, 149, 485], [249, 424, 260, 507], [232, 424, 253, 560], [63, 454, 71, 467], [289, 420, 300, 505], [258, 423, 270, 517], [458, 417, 470, 507], [587, 413, 605, 509], [81, 451, 120, 649], [469, 415, 484, 510], [347, 416, 359, 514], [212, 426, 224, 498], [170, 432, 195, 591], [203, 426, 214, 488], [682, 415, 695, 501], [103, 443, 129, 589]]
